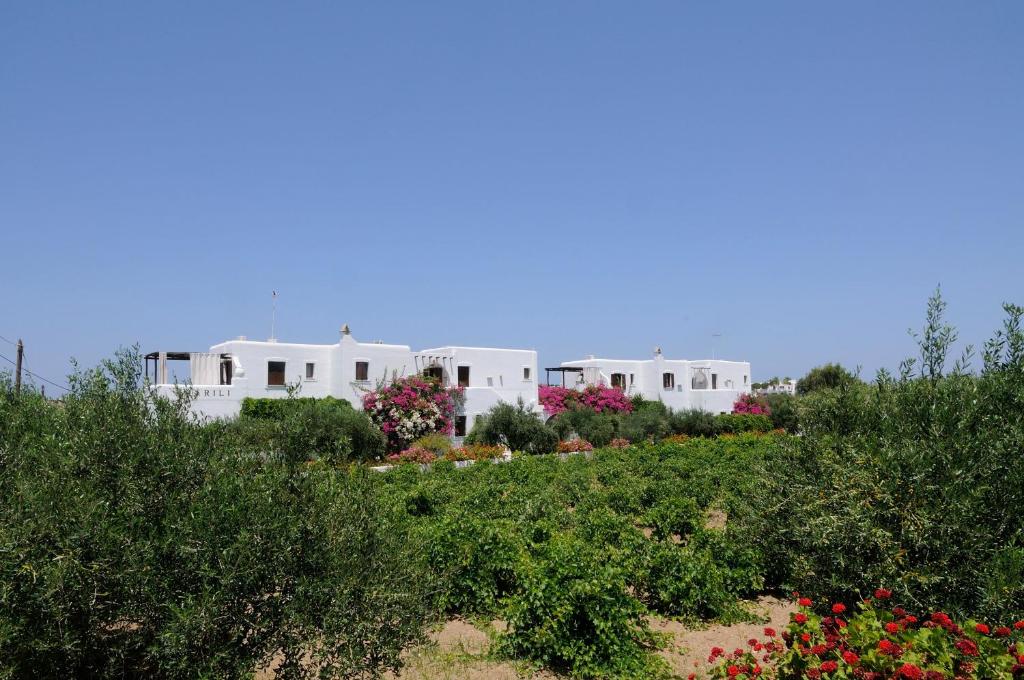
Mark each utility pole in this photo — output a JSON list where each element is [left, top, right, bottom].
[[15, 339, 23, 396]]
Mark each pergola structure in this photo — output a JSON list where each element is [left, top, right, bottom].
[[544, 366, 584, 388], [143, 351, 232, 386]]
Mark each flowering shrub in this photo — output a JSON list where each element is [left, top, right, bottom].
[[539, 385, 633, 417], [444, 443, 506, 462], [557, 439, 594, 453], [704, 591, 1024, 679], [608, 437, 631, 449], [732, 393, 771, 416], [363, 376, 464, 452], [386, 446, 436, 465]]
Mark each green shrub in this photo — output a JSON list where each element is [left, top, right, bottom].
[[669, 409, 718, 437], [737, 292, 1024, 622], [466, 399, 558, 454], [639, 542, 738, 620], [426, 514, 525, 616], [619, 404, 671, 443], [501, 535, 667, 679], [550, 406, 618, 447], [763, 392, 800, 432], [411, 432, 452, 456], [239, 395, 387, 462], [713, 413, 772, 434], [795, 362, 860, 395], [645, 496, 701, 541], [0, 350, 431, 679]]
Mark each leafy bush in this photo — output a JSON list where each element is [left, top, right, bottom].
[[704, 591, 1024, 679], [0, 349, 432, 679], [714, 413, 773, 434], [465, 399, 559, 454], [795, 362, 859, 395], [411, 432, 452, 456], [427, 515, 525, 616], [670, 408, 719, 437], [238, 395, 387, 462], [551, 406, 618, 447], [737, 292, 1024, 622], [763, 393, 799, 432], [500, 535, 667, 678]]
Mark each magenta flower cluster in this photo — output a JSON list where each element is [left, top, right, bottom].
[[539, 385, 633, 417], [732, 392, 772, 416], [362, 375, 464, 452]]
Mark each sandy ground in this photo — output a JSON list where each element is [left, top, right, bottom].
[[652, 596, 795, 678], [257, 597, 795, 679]]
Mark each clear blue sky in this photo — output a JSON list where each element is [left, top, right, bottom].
[[3, 2, 1023, 392]]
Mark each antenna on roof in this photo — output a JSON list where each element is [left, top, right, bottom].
[[270, 291, 278, 342], [712, 333, 722, 360]]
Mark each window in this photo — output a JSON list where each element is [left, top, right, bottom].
[[423, 365, 443, 383], [743, 374, 748, 385], [691, 368, 709, 389], [630, 373, 634, 385], [458, 365, 470, 387], [712, 373, 718, 390], [267, 361, 286, 386], [220, 358, 233, 385], [662, 372, 675, 389], [523, 367, 531, 381], [355, 361, 369, 381], [454, 415, 467, 437], [305, 362, 315, 380], [611, 372, 626, 389]]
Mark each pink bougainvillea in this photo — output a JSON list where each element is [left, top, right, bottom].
[[539, 385, 633, 417], [732, 393, 771, 416], [363, 375, 464, 452]]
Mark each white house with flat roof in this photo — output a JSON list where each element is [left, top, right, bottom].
[[147, 325, 539, 434], [555, 348, 751, 413]]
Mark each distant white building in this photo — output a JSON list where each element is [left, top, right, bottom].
[[147, 325, 539, 435], [555, 348, 751, 414], [755, 379, 797, 396]]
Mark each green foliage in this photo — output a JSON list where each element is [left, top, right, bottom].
[[0, 349, 431, 679], [795, 362, 859, 395], [713, 413, 773, 434], [669, 408, 719, 437], [238, 395, 387, 462], [411, 432, 452, 456], [551, 406, 619, 447], [737, 294, 1024, 622], [500, 535, 668, 679], [465, 398, 559, 454], [426, 514, 525, 616], [762, 392, 800, 432]]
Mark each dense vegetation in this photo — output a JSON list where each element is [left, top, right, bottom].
[[2, 291, 1022, 679]]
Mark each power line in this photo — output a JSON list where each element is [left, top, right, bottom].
[[0, 333, 17, 347], [0, 351, 71, 393]]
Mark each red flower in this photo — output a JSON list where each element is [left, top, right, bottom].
[[794, 613, 808, 624], [875, 588, 893, 599], [975, 623, 990, 635], [820, 661, 838, 673], [1015, 620, 1024, 630], [892, 607, 907, 617], [801, 633, 811, 643], [811, 644, 827, 656], [709, 646, 725, 661], [799, 597, 813, 607], [903, 615, 918, 625], [898, 663, 924, 679], [842, 650, 860, 665], [727, 665, 740, 677], [831, 603, 846, 614], [931, 612, 953, 629], [994, 626, 1011, 637], [878, 639, 902, 657], [955, 639, 979, 657], [763, 627, 777, 637], [885, 622, 900, 634]]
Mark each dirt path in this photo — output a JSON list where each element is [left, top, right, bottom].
[[259, 598, 796, 679]]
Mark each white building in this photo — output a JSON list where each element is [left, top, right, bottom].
[[555, 348, 751, 414], [147, 325, 539, 435], [755, 379, 797, 396]]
